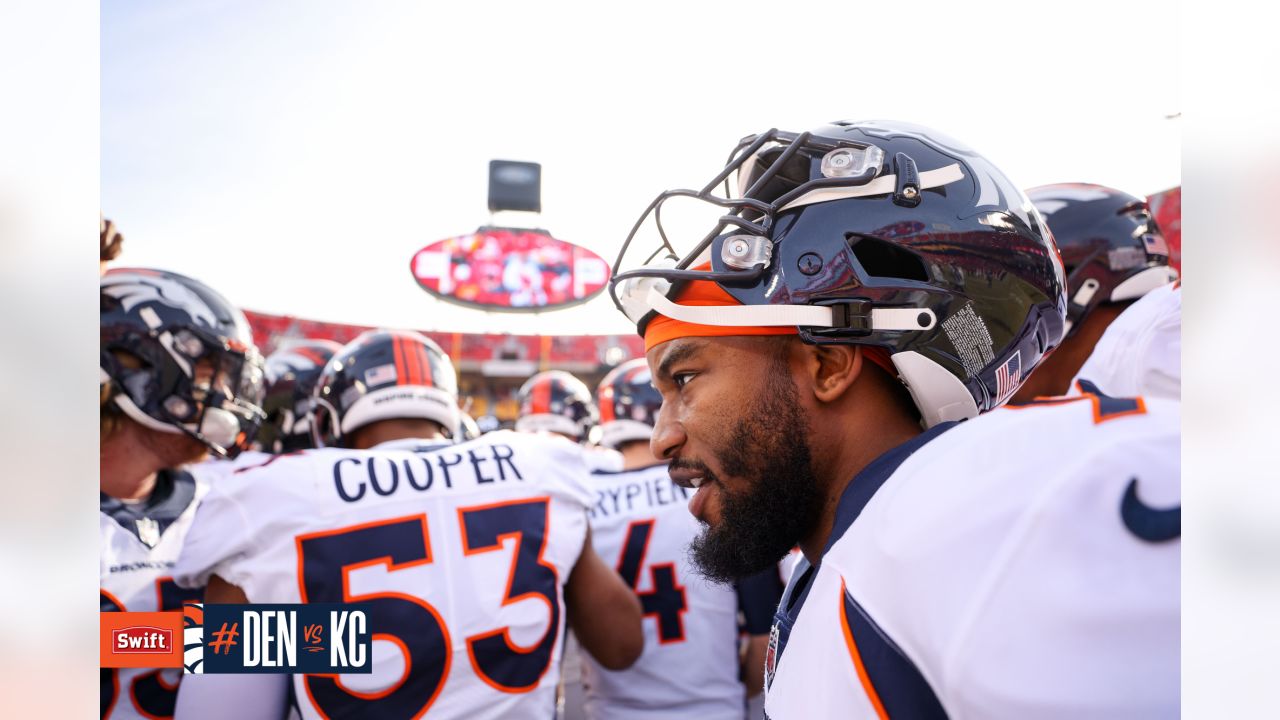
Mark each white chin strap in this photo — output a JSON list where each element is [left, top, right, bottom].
[[777, 163, 965, 213], [891, 351, 979, 429], [112, 392, 182, 436], [645, 286, 937, 332]]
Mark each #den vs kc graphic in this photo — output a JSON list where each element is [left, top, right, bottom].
[[101, 603, 373, 675]]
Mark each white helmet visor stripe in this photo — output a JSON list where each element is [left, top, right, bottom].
[[777, 163, 965, 214], [644, 286, 937, 332]]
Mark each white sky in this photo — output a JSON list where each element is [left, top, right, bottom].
[[101, 0, 1180, 336]]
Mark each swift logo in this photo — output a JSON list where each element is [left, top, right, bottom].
[[112, 626, 173, 654], [101, 611, 184, 668], [1121, 478, 1180, 542]]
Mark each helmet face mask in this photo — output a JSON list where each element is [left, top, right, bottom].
[[611, 120, 1068, 426], [101, 268, 267, 458], [309, 330, 460, 449]]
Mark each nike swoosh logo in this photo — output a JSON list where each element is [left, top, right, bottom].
[[1121, 477, 1180, 542]]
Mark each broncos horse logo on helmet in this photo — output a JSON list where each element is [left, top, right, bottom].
[[610, 119, 1067, 427]]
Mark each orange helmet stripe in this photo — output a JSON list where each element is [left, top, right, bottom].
[[598, 384, 616, 424], [531, 377, 552, 415], [415, 340, 433, 388]]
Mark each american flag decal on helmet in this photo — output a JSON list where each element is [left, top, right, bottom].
[[995, 351, 1022, 405]]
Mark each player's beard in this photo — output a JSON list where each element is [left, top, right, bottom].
[[687, 361, 822, 583]]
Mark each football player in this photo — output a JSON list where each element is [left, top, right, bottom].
[[1071, 279, 1180, 399], [1011, 183, 1179, 402], [257, 338, 345, 454], [577, 358, 781, 720], [173, 329, 643, 719], [516, 370, 600, 442], [186, 338, 345, 488], [100, 267, 267, 719], [610, 120, 1179, 718], [511, 369, 622, 717], [516, 369, 623, 472]]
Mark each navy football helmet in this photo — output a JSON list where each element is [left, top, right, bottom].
[[101, 268, 266, 458], [610, 120, 1067, 426], [515, 370, 598, 442], [311, 330, 460, 448], [1026, 183, 1177, 336], [257, 338, 343, 453], [595, 358, 662, 449]]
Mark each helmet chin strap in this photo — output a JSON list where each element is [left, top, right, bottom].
[[107, 374, 240, 454], [112, 392, 185, 436]]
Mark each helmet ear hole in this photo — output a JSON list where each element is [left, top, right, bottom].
[[847, 235, 929, 283]]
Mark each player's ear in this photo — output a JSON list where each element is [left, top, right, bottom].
[[804, 343, 863, 404]]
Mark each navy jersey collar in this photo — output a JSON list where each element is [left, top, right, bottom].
[[766, 421, 958, 698], [823, 421, 958, 555]]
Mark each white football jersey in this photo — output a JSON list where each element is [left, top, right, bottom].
[[1071, 281, 1181, 400], [583, 445, 625, 474], [777, 548, 803, 588], [174, 430, 595, 720], [764, 395, 1180, 719], [101, 469, 209, 720], [184, 450, 272, 484], [580, 463, 745, 720]]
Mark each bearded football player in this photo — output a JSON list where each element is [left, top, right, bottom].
[[610, 120, 1180, 718], [100, 267, 267, 719], [571, 358, 782, 720]]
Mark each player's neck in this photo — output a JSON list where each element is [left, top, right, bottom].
[[799, 388, 921, 565], [100, 428, 161, 501], [351, 419, 448, 450], [619, 441, 660, 471]]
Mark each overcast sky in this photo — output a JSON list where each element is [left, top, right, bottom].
[[102, 0, 1179, 336]]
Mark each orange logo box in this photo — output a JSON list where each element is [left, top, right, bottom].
[[100, 612, 183, 668]]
